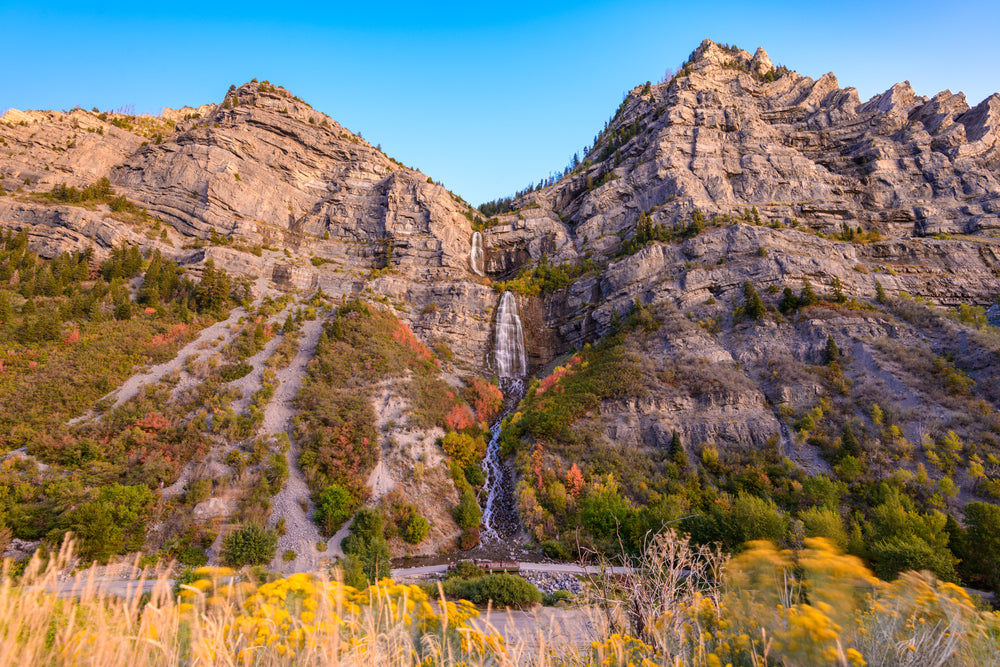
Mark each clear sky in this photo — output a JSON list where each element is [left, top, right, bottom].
[[3, 1, 998, 205]]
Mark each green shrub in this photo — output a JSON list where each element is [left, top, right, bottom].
[[177, 546, 208, 566], [453, 489, 481, 529], [341, 508, 391, 584], [221, 523, 278, 567], [314, 485, 356, 536], [219, 362, 252, 382], [401, 514, 430, 545], [470, 573, 542, 608]]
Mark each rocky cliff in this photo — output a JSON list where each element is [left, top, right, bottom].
[[5, 42, 1000, 564]]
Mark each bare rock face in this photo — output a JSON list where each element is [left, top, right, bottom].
[[0, 81, 493, 369], [5, 41, 1000, 482], [522, 39, 1000, 245]]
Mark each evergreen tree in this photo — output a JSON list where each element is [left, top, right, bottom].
[[875, 280, 887, 304], [669, 430, 689, 469], [800, 278, 818, 307], [742, 281, 766, 320], [778, 287, 799, 314], [824, 335, 840, 365], [0, 291, 10, 324], [841, 424, 862, 458], [831, 277, 846, 303], [114, 298, 133, 321]]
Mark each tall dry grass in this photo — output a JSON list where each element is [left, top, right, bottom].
[[1, 536, 999, 666]]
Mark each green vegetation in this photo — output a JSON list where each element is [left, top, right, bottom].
[[221, 523, 278, 567], [296, 299, 479, 535], [314, 484, 356, 536], [441, 567, 542, 608], [341, 508, 391, 586], [493, 256, 596, 296], [0, 229, 254, 564], [499, 286, 1000, 595]]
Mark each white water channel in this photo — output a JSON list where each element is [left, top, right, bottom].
[[480, 291, 527, 545], [493, 291, 527, 378], [470, 231, 484, 276]]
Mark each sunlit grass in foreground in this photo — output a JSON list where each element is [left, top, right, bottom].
[[1, 535, 999, 665]]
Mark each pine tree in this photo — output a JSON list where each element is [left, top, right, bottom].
[[778, 287, 799, 314], [742, 281, 766, 320], [831, 276, 846, 303], [841, 424, 862, 458], [0, 291, 10, 323], [824, 335, 840, 365], [114, 299, 133, 321], [875, 280, 887, 304], [800, 278, 818, 307], [669, 430, 689, 468]]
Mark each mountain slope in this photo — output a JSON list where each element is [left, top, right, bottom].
[[3, 43, 1000, 584]]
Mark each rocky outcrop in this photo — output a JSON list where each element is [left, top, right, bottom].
[[4, 42, 1000, 455], [520, 39, 1000, 246]]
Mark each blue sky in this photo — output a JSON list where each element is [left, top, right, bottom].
[[3, 1, 998, 205]]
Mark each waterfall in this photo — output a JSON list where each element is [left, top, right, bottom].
[[493, 291, 526, 379], [479, 291, 528, 549], [470, 232, 484, 276]]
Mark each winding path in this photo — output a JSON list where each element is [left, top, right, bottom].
[[265, 314, 329, 572], [70, 308, 247, 424]]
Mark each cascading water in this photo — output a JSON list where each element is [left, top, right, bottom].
[[493, 291, 527, 378], [470, 231, 484, 277], [480, 291, 527, 547]]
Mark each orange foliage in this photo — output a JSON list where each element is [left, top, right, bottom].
[[135, 411, 170, 431], [445, 404, 476, 431], [532, 443, 545, 490], [566, 463, 585, 496], [536, 355, 584, 396], [64, 328, 80, 344], [391, 321, 434, 363], [143, 307, 156, 315], [468, 377, 503, 423], [146, 323, 190, 349]]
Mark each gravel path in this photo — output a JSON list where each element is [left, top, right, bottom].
[[225, 305, 294, 414], [70, 308, 246, 424], [266, 314, 330, 572]]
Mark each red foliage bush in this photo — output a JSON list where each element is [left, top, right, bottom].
[[458, 527, 480, 550], [135, 411, 170, 432], [467, 377, 503, 423], [392, 321, 434, 363], [445, 404, 477, 431]]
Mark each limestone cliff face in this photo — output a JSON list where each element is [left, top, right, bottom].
[[0, 81, 496, 370], [520, 39, 1000, 246], [4, 44, 1000, 478]]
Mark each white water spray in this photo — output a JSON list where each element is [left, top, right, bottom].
[[470, 231, 484, 276], [479, 291, 528, 547], [493, 291, 527, 378]]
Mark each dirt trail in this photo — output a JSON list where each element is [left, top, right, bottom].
[[266, 314, 330, 572], [225, 305, 295, 414], [70, 308, 246, 424]]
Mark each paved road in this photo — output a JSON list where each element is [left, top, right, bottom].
[[390, 562, 631, 578]]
